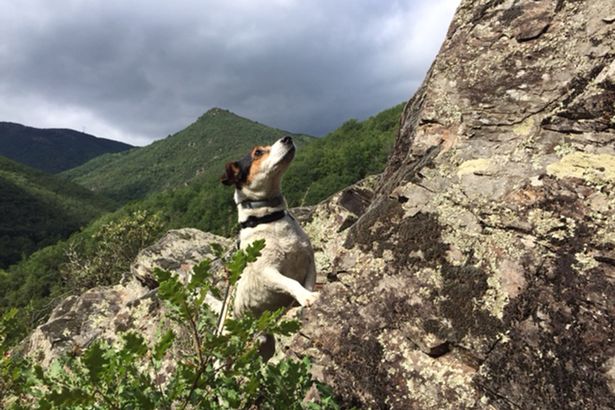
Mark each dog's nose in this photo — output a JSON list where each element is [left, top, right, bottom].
[[281, 136, 292, 144]]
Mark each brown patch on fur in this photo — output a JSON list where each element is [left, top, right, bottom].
[[221, 161, 241, 186], [246, 145, 271, 184]]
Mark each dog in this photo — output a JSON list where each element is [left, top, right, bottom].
[[221, 136, 319, 320]]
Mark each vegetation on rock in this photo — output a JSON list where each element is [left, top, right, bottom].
[[62, 210, 165, 291]]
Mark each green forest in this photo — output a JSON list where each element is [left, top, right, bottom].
[[0, 157, 115, 269], [0, 121, 132, 173]]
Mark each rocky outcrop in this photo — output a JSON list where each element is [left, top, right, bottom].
[[288, 0, 615, 408], [131, 228, 232, 288], [24, 229, 231, 367], [21, 179, 380, 369]]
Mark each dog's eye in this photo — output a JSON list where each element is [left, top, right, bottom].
[[254, 149, 263, 157]]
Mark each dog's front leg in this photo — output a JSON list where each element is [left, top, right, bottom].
[[262, 267, 320, 306]]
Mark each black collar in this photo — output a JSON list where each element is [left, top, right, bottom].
[[239, 210, 287, 230], [239, 195, 284, 209]]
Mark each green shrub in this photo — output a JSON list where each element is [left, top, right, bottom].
[[61, 210, 164, 291], [0, 241, 340, 409]]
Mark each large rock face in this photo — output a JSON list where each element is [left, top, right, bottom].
[[289, 0, 615, 408]]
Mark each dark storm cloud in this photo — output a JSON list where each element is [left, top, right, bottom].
[[0, 0, 459, 145]]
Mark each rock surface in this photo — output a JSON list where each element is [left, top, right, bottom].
[[288, 0, 615, 408], [131, 228, 232, 288], [23, 229, 230, 367]]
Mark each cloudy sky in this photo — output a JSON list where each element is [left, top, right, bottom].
[[0, 0, 459, 146]]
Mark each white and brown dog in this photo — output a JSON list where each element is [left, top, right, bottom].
[[221, 136, 319, 319]]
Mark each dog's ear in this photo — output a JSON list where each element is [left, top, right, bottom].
[[221, 161, 241, 186]]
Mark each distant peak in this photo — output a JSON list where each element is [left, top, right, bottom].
[[195, 108, 249, 125], [195, 108, 237, 123], [204, 107, 232, 116]]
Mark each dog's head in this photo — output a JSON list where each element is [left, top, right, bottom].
[[221, 136, 295, 197]]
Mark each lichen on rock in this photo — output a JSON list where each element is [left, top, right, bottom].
[[547, 152, 615, 184]]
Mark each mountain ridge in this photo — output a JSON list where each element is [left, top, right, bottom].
[[61, 108, 314, 203], [0, 122, 133, 173]]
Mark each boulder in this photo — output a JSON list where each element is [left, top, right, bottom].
[[297, 175, 378, 285], [131, 228, 232, 288], [23, 229, 231, 367], [287, 0, 615, 408]]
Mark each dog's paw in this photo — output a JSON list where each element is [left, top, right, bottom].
[[299, 291, 320, 307]]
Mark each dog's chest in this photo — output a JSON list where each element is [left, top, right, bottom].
[[275, 232, 313, 279], [234, 217, 314, 315], [246, 218, 312, 273], [241, 215, 310, 250]]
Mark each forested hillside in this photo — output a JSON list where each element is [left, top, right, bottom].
[[62, 108, 313, 203], [283, 104, 402, 205], [0, 122, 132, 173], [121, 103, 403, 235], [0, 156, 115, 269]]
